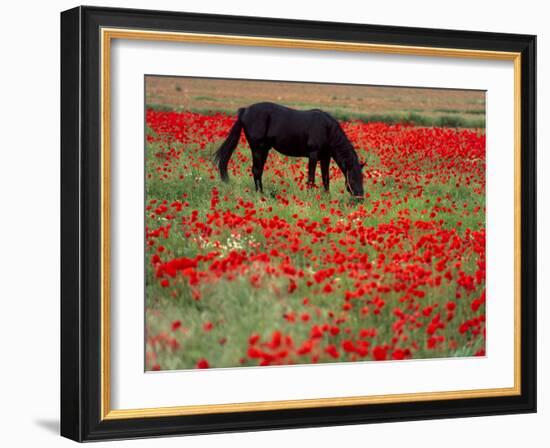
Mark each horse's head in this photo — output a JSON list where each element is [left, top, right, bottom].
[[345, 161, 365, 199]]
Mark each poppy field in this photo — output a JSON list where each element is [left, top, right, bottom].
[[145, 85, 486, 371]]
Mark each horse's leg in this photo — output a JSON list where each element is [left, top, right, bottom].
[[307, 151, 319, 187], [251, 145, 269, 193], [320, 156, 330, 191]]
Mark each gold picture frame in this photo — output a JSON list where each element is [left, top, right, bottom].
[[61, 6, 536, 442]]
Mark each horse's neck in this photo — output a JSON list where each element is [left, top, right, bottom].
[[331, 142, 356, 174], [328, 122, 356, 172]]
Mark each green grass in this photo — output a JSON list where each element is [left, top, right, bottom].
[[146, 103, 485, 129], [433, 108, 485, 115]]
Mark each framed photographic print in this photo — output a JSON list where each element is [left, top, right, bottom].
[[60, 6, 536, 442]]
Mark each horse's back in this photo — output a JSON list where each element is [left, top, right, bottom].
[[242, 102, 295, 124], [244, 102, 331, 126], [240, 102, 336, 155], [248, 101, 330, 128]]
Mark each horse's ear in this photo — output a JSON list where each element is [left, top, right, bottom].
[[360, 162, 366, 171]]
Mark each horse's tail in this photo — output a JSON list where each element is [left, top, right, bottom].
[[214, 108, 245, 181]]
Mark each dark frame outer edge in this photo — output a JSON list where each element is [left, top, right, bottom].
[[61, 6, 83, 442], [519, 35, 537, 414]]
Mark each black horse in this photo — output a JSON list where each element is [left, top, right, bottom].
[[213, 102, 364, 198]]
